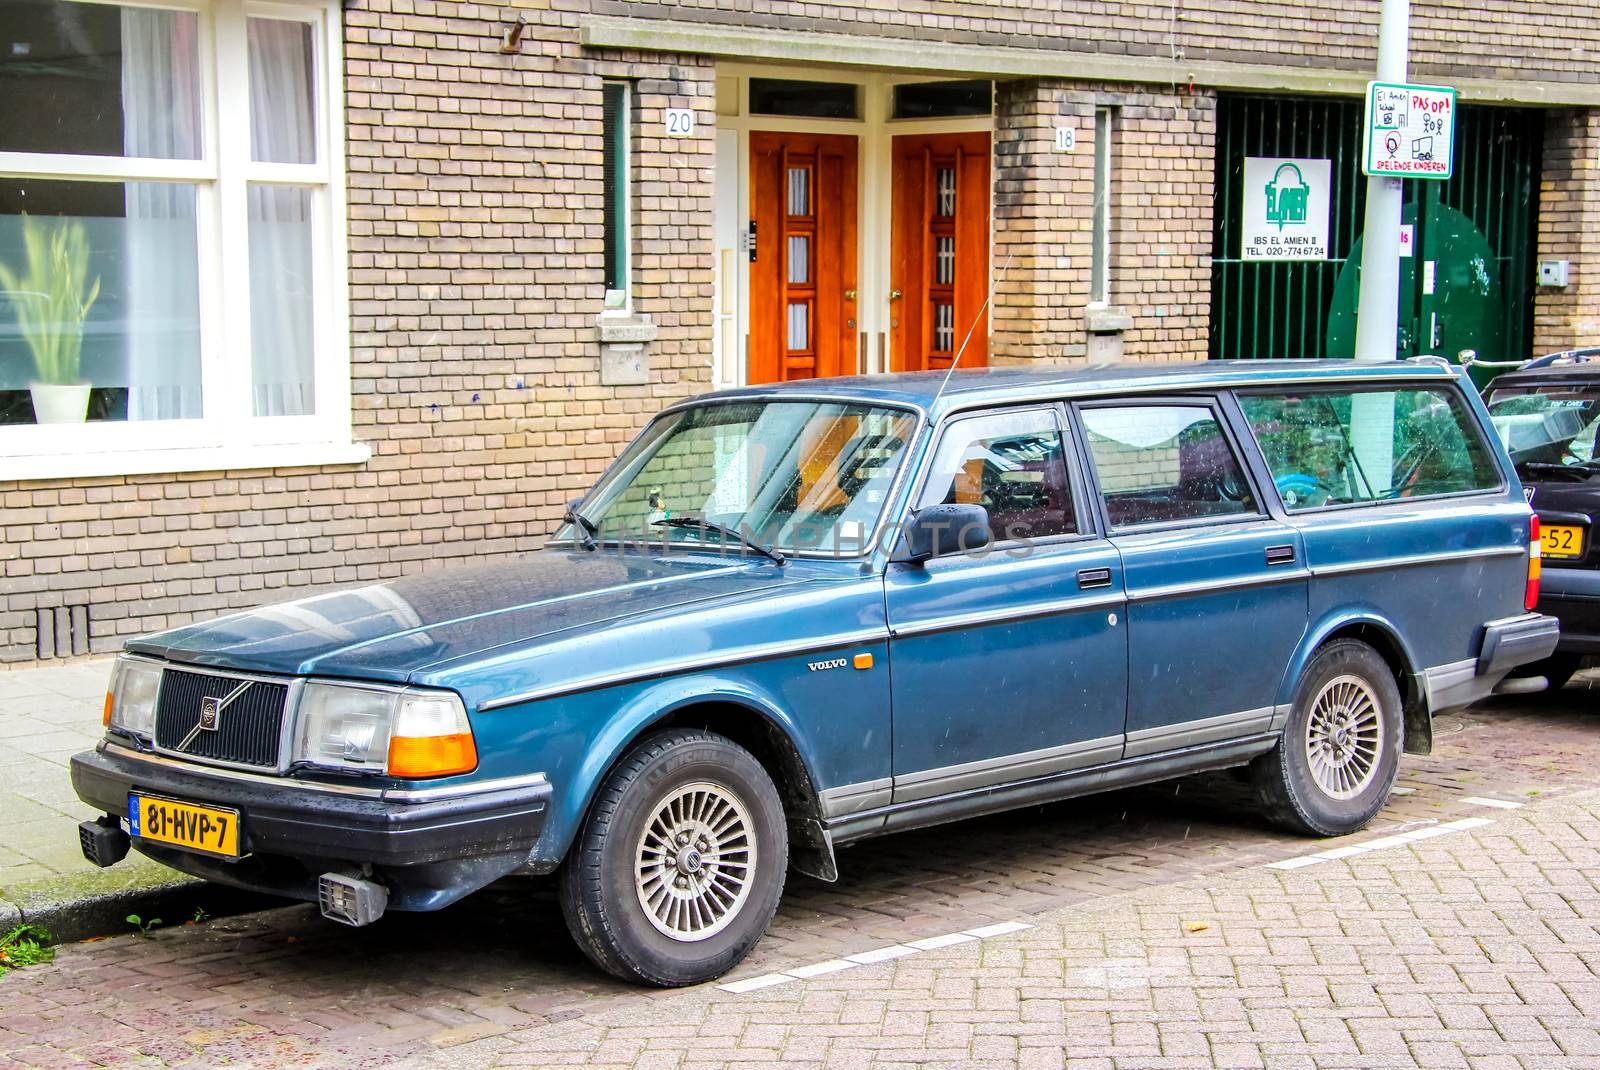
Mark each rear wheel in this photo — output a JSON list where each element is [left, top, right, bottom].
[[1253, 640, 1403, 836], [559, 729, 788, 986]]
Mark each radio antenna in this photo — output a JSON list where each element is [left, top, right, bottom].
[[929, 244, 1015, 411]]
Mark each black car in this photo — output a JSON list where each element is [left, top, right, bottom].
[[1483, 349, 1600, 688]]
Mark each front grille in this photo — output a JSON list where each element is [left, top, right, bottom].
[[154, 670, 289, 768]]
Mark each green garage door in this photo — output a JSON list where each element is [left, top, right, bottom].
[[1210, 94, 1542, 365]]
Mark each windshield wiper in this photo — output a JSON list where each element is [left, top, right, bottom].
[[564, 500, 598, 551], [651, 516, 786, 565]]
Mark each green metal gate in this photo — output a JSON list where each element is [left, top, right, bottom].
[[1209, 94, 1543, 362]]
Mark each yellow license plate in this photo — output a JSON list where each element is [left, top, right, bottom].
[[128, 794, 240, 857], [1541, 524, 1585, 560]]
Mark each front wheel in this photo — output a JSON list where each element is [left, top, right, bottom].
[[1253, 639, 1403, 836], [559, 729, 788, 986]]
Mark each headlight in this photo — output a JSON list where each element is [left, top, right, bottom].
[[106, 656, 162, 739], [293, 683, 476, 778]]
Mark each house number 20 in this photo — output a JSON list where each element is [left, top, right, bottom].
[[664, 109, 695, 137]]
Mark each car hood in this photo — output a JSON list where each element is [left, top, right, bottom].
[[126, 550, 806, 683]]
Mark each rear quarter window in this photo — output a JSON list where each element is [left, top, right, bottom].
[[1238, 385, 1501, 511]]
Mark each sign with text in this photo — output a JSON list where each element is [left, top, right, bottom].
[[664, 108, 695, 137], [1363, 82, 1456, 179], [1240, 157, 1332, 261]]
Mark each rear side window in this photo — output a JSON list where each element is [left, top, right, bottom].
[[919, 409, 1077, 540], [1082, 404, 1258, 529], [1238, 386, 1501, 511]]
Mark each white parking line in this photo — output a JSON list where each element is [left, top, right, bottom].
[[1267, 816, 1496, 871], [716, 920, 1033, 993], [1462, 796, 1525, 810]]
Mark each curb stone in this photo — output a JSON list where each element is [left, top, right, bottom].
[[4, 873, 278, 944]]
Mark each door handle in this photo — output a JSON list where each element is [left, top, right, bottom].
[[888, 289, 903, 301], [1077, 567, 1113, 589], [1265, 545, 1296, 566], [844, 289, 856, 301]]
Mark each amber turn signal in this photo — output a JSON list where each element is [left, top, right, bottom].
[[387, 733, 478, 778], [102, 691, 113, 727], [852, 653, 874, 670]]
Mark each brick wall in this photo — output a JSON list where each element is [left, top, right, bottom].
[[0, 2, 717, 664], [1534, 109, 1600, 355], [992, 81, 1214, 366], [599, 0, 1600, 87]]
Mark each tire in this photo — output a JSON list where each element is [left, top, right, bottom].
[[559, 729, 788, 987], [1252, 639, 1403, 837], [1506, 653, 1583, 691]]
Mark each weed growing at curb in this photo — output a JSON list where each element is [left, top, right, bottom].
[[0, 924, 56, 976], [126, 914, 162, 938]]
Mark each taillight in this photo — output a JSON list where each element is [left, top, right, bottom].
[[1526, 513, 1542, 611]]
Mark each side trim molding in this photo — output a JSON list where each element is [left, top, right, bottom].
[[1123, 706, 1277, 758], [478, 627, 889, 710], [891, 735, 1124, 803], [1309, 545, 1523, 579]]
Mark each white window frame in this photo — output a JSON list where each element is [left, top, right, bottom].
[[0, 0, 363, 480], [1089, 106, 1114, 308], [600, 79, 633, 315]]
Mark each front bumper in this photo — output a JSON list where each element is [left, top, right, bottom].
[[1538, 567, 1600, 655], [70, 742, 551, 912]]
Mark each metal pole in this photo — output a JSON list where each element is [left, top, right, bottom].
[[1352, 0, 1410, 363], [1350, 0, 1410, 494]]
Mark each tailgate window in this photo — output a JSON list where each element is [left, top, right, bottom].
[[1238, 386, 1501, 510]]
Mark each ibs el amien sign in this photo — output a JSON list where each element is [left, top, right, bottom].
[[1362, 81, 1456, 179], [1240, 157, 1332, 261]]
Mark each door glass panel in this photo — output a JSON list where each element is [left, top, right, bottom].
[[787, 235, 810, 285], [935, 236, 955, 285], [936, 168, 956, 217], [933, 303, 954, 353], [1240, 388, 1502, 509], [919, 410, 1077, 539], [786, 302, 809, 352], [1084, 406, 1257, 528], [786, 168, 810, 217]]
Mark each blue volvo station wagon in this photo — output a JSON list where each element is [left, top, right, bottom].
[[72, 360, 1558, 985]]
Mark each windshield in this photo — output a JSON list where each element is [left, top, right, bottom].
[[570, 400, 920, 555], [1484, 383, 1600, 468]]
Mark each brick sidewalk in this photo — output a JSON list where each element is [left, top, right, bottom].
[[433, 789, 1600, 1070]]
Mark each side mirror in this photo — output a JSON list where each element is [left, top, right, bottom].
[[901, 504, 992, 564]]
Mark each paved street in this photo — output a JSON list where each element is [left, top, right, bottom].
[[1, 677, 1597, 1068]]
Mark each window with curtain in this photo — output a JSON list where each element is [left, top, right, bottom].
[[0, 0, 350, 476]]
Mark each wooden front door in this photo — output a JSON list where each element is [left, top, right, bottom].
[[890, 132, 990, 372], [749, 132, 859, 384]]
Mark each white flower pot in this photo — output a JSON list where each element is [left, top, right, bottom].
[[29, 382, 92, 424]]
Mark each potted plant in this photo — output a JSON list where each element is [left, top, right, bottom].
[[0, 214, 101, 424]]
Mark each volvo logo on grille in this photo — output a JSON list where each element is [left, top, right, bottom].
[[176, 681, 253, 753]]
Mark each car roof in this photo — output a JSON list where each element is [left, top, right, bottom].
[[692, 359, 1460, 419], [1489, 351, 1600, 389]]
